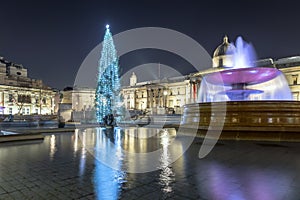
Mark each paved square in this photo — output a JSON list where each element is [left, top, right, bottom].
[[0, 131, 300, 200]]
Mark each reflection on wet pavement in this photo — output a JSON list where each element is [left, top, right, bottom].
[[0, 128, 300, 199]]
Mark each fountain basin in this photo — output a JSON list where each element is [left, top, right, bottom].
[[218, 89, 263, 101], [182, 101, 300, 141], [205, 67, 280, 86], [199, 67, 291, 102]]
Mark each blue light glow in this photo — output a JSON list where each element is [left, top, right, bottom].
[[95, 25, 122, 123]]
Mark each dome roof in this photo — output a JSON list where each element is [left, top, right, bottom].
[[213, 36, 236, 57]]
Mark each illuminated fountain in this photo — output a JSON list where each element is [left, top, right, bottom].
[[199, 37, 292, 102], [182, 36, 300, 141]]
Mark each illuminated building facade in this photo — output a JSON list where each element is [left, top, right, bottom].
[[274, 57, 300, 100], [121, 73, 190, 114], [0, 56, 57, 115], [65, 36, 300, 120], [122, 36, 300, 114], [58, 87, 96, 122]]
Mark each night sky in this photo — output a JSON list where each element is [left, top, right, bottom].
[[0, 0, 300, 89]]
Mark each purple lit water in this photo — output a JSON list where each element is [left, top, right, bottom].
[[198, 37, 292, 102], [233, 36, 257, 69], [205, 67, 280, 86]]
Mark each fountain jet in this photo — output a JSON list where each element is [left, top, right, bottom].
[[198, 37, 292, 102]]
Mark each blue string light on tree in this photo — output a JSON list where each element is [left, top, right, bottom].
[[95, 25, 122, 124]]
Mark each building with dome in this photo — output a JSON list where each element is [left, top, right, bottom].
[[64, 36, 300, 121], [212, 36, 236, 68], [121, 36, 239, 114], [121, 36, 300, 115]]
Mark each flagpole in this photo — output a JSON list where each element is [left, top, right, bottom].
[[158, 62, 160, 80]]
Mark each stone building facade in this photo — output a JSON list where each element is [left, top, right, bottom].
[[121, 74, 190, 114], [121, 36, 300, 114], [0, 56, 57, 115], [59, 87, 96, 122], [275, 57, 300, 100], [62, 36, 300, 120]]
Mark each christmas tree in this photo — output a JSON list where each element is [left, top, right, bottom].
[[95, 25, 121, 124]]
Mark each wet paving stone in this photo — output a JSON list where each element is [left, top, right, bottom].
[[0, 130, 300, 199]]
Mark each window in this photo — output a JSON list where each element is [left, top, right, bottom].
[[169, 100, 174, 107], [26, 108, 30, 115], [26, 95, 31, 103], [218, 58, 223, 67], [292, 75, 298, 85], [18, 95, 31, 103], [8, 94, 13, 102], [22, 108, 25, 114], [127, 101, 130, 108], [9, 108, 12, 114]]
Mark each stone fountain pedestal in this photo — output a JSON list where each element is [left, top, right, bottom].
[[182, 101, 300, 141]]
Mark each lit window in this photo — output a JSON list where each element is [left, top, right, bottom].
[[8, 94, 13, 102], [292, 75, 298, 85]]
